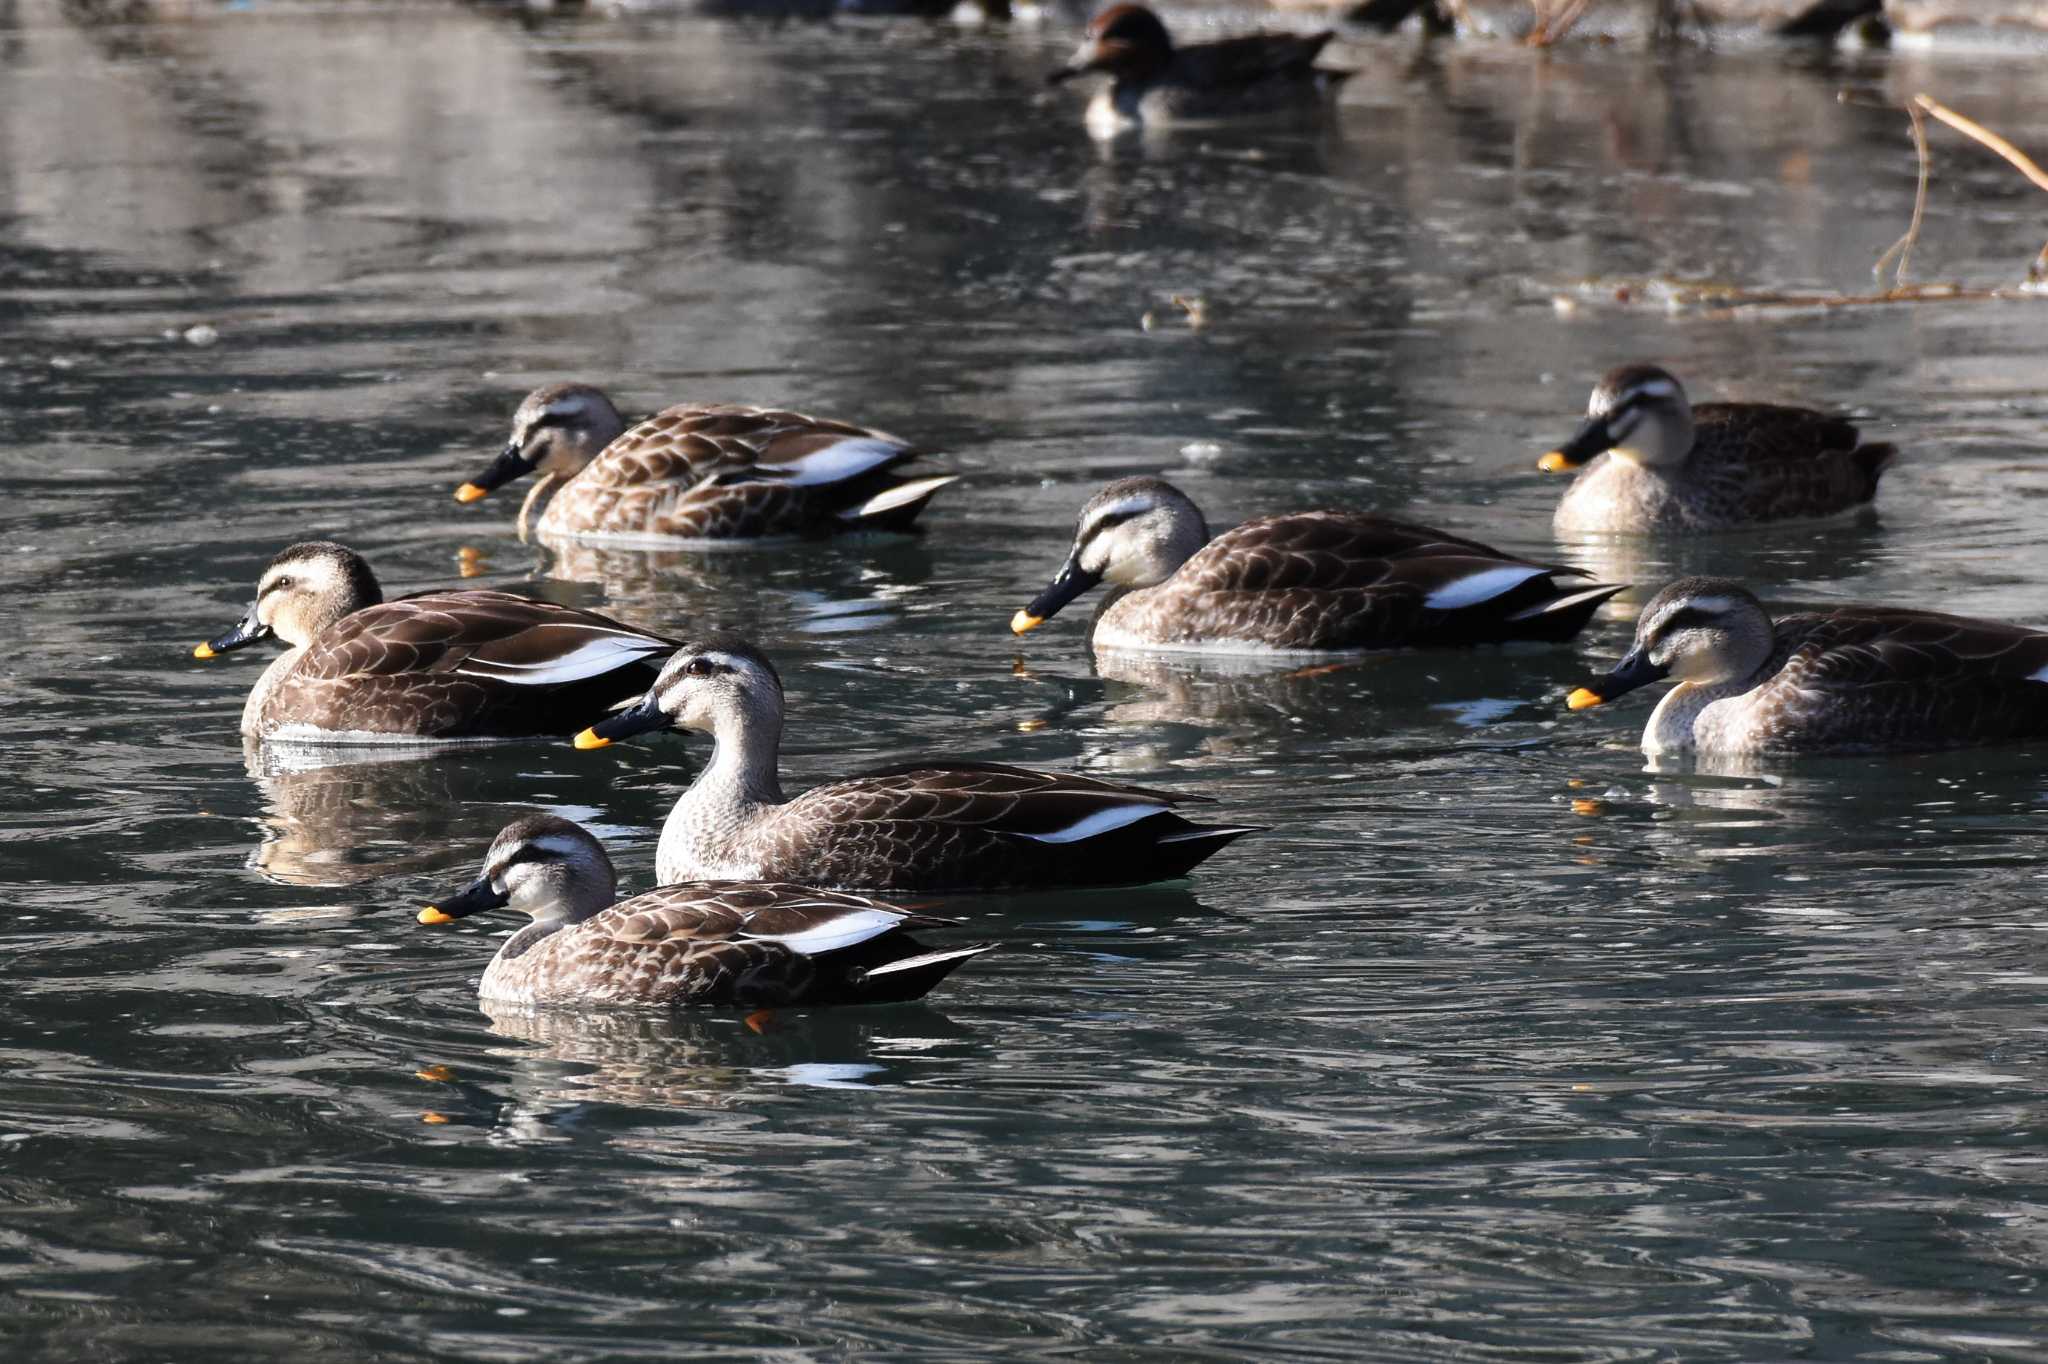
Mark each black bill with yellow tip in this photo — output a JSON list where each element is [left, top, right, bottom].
[[1567, 645, 1669, 711], [1011, 555, 1103, 636], [573, 691, 668, 751], [194, 605, 270, 660], [454, 442, 534, 505], [417, 874, 510, 926], [1538, 417, 1618, 473]]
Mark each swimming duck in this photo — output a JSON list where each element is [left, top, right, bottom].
[[1567, 577, 2048, 757], [455, 383, 957, 544], [417, 814, 992, 1008], [571, 637, 1260, 892], [1540, 365, 1895, 534], [194, 541, 675, 742], [1048, 4, 1349, 137], [1010, 477, 1621, 653]]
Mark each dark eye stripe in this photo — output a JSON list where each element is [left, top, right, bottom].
[[1083, 508, 1143, 541], [491, 845, 559, 877], [1655, 606, 1722, 636]]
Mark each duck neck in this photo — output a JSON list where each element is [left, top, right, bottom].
[[662, 698, 786, 880], [1641, 671, 1762, 757], [699, 700, 786, 807]]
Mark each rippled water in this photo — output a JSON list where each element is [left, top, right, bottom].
[[6, 4, 2048, 1357]]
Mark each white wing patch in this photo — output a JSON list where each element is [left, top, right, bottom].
[[459, 632, 666, 687], [742, 905, 905, 956], [757, 437, 905, 488], [840, 474, 959, 523], [2030, 663, 2048, 683], [1013, 802, 1162, 845], [1424, 565, 1547, 612]]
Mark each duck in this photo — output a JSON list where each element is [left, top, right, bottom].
[[1540, 364, 1896, 534], [1048, 4, 1349, 138], [416, 814, 992, 1008], [1009, 477, 1622, 653], [570, 637, 1261, 892], [1566, 576, 2048, 757], [454, 382, 957, 544], [194, 541, 676, 743]]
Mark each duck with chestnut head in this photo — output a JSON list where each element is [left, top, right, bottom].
[[1049, 4, 1350, 137]]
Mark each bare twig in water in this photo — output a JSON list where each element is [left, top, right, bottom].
[[1526, 0, 1592, 46], [1910, 94, 2048, 281], [1872, 100, 1930, 287], [1914, 95, 2048, 192]]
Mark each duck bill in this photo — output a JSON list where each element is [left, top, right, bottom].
[[573, 693, 668, 750], [1567, 647, 1669, 711], [417, 875, 511, 926], [193, 604, 271, 660], [454, 442, 535, 504], [1011, 555, 1103, 635], [1539, 418, 1617, 473]]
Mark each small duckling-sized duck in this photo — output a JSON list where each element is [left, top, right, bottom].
[[456, 383, 957, 544], [195, 541, 675, 742], [1010, 477, 1621, 653], [418, 814, 992, 1008], [1540, 364, 1896, 534], [1568, 577, 2048, 757], [572, 637, 1261, 892], [1048, 4, 1350, 138]]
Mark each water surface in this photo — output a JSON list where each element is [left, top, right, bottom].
[[5, 5, 2048, 1358]]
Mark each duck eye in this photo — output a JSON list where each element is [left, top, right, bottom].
[[685, 657, 715, 678]]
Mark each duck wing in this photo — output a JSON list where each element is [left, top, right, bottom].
[[548, 403, 942, 539], [1159, 512, 1615, 647], [1177, 31, 1336, 87], [1692, 403, 1895, 517], [544, 883, 984, 1007], [279, 592, 673, 738], [765, 763, 1257, 893], [1746, 608, 2048, 749]]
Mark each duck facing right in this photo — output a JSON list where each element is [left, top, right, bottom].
[[1540, 364, 1895, 534], [1568, 577, 2048, 758]]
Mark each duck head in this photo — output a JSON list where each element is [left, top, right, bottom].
[[1013, 476, 1209, 634], [194, 541, 382, 659], [574, 636, 785, 749], [1541, 364, 1697, 474], [1050, 5, 1175, 85], [417, 814, 617, 928], [455, 383, 627, 505], [1568, 576, 1773, 710]]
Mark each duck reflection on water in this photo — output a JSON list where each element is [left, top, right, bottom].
[[242, 738, 635, 889], [414, 1005, 980, 1126]]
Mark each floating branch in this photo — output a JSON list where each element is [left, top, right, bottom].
[[1557, 94, 2048, 318], [1907, 94, 2048, 284]]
